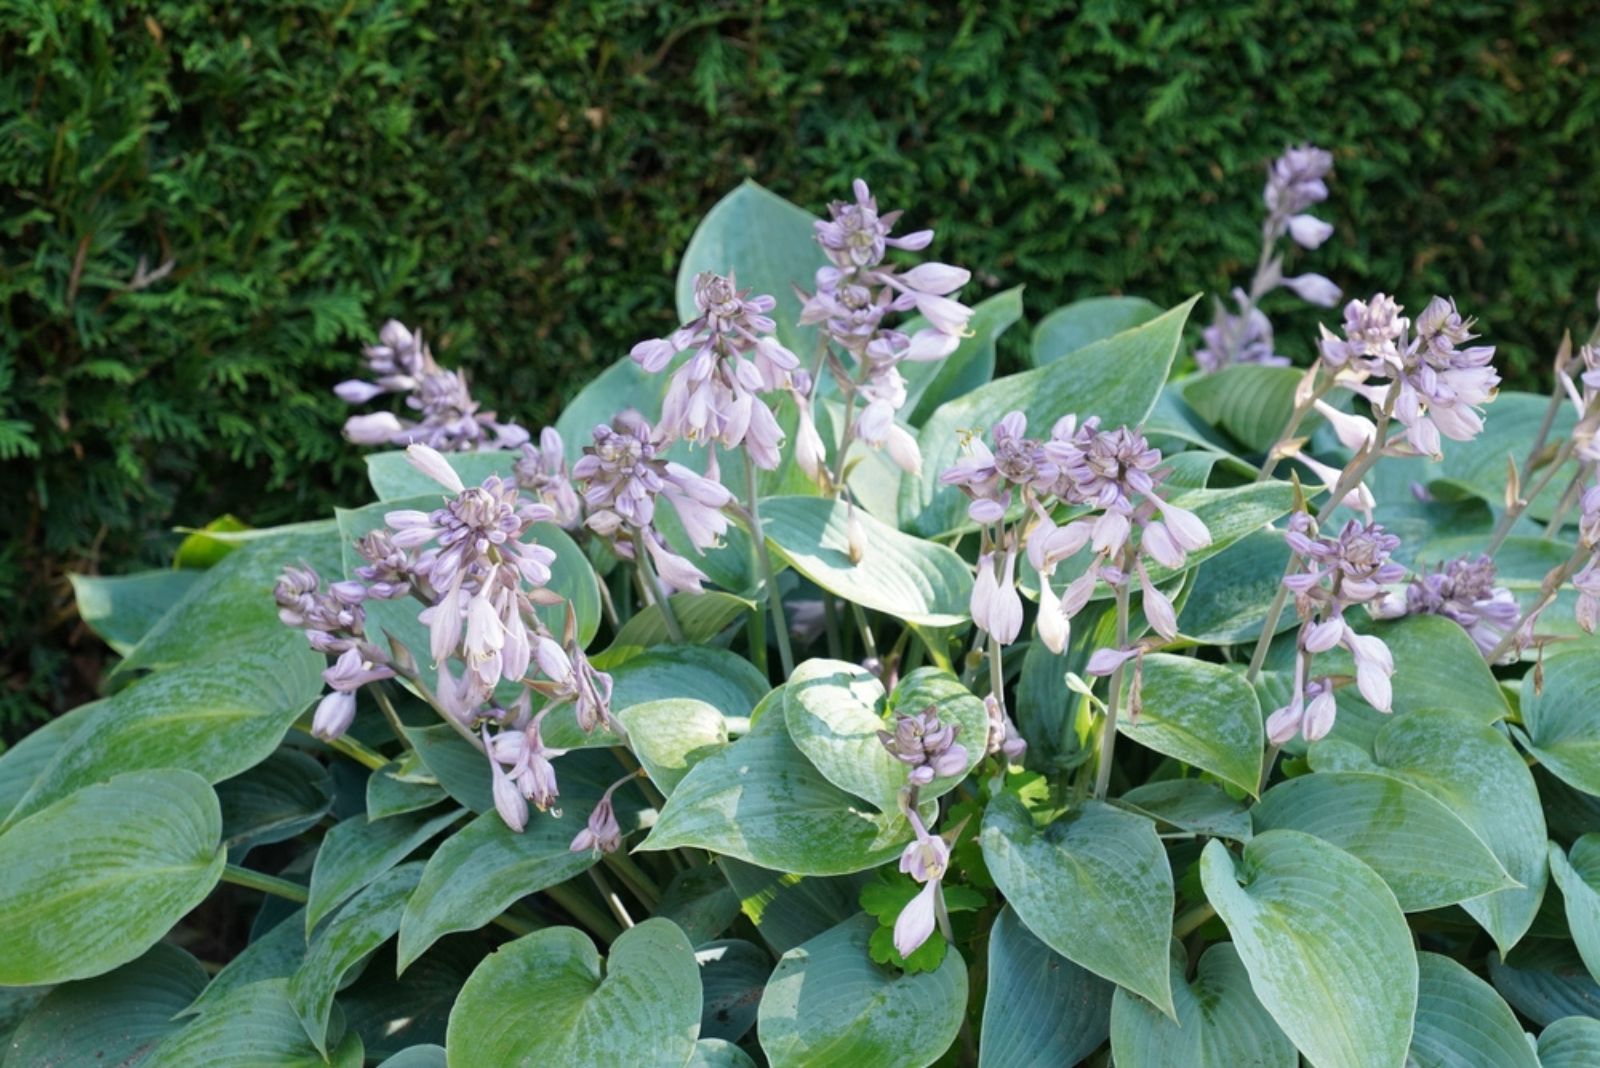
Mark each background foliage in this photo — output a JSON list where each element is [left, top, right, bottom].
[[5, 0, 1600, 728]]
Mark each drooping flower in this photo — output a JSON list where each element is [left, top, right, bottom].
[[274, 564, 370, 654], [1376, 554, 1519, 659], [893, 809, 952, 958], [514, 427, 584, 529], [484, 712, 568, 831], [570, 775, 631, 854], [983, 694, 1028, 763], [1196, 292, 1287, 372]]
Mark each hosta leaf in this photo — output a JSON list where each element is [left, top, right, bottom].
[[1429, 392, 1577, 520], [69, 568, 202, 655], [338, 938, 480, 1057], [674, 179, 827, 358], [688, 1039, 758, 1067], [980, 792, 1175, 1014], [1109, 942, 1295, 1068], [760, 495, 973, 628], [1488, 939, 1600, 1027], [381, 1047, 448, 1068], [718, 858, 870, 955], [182, 908, 310, 1018], [608, 591, 753, 652], [146, 978, 363, 1067], [903, 286, 1024, 423], [1200, 831, 1417, 1068], [1519, 644, 1600, 795], [783, 659, 900, 811], [617, 697, 730, 794], [904, 296, 1197, 537], [1181, 365, 1313, 453], [1548, 835, 1600, 984], [1032, 295, 1162, 366], [403, 725, 492, 812], [657, 863, 742, 945], [696, 938, 769, 1043], [445, 920, 702, 1068], [0, 769, 224, 986], [290, 863, 422, 1054], [364, 451, 516, 500], [0, 700, 96, 824], [366, 759, 448, 820], [1251, 770, 1516, 911], [979, 904, 1114, 1068], [3, 942, 208, 1067], [217, 747, 335, 854], [1119, 654, 1262, 796], [641, 696, 925, 875], [1407, 951, 1539, 1068], [2, 650, 322, 829], [757, 913, 966, 1068], [1311, 708, 1547, 956], [1119, 779, 1252, 842], [1178, 530, 1295, 645], [555, 356, 664, 459], [546, 645, 770, 750], [306, 807, 463, 933], [1539, 1016, 1600, 1067]]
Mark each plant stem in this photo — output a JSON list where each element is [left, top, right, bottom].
[[744, 458, 795, 675], [1541, 467, 1590, 541], [632, 525, 685, 643], [1487, 540, 1592, 663], [1256, 365, 1331, 484], [295, 723, 388, 770], [371, 683, 417, 753], [851, 602, 880, 668], [822, 596, 843, 659], [544, 881, 622, 943], [588, 866, 634, 929], [1093, 573, 1132, 801], [222, 864, 308, 903], [602, 850, 661, 909], [1172, 901, 1217, 938], [987, 634, 1005, 714], [1488, 437, 1577, 556]]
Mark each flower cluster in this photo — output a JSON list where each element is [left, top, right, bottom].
[[878, 706, 968, 786], [1573, 487, 1600, 634], [798, 179, 974, 477], [1320, 294, 1500, 458], [337, 319, 528, 451], [1376, 553, 1518, 659], [514, 428, 584, 530], [629, 273, 800, 469], [894, 809, 952, 958], [571, 411, 733, 593], [1197, 144, 1340, 372], [941, 411, 1211, 658], [1267, 514, 1404, 744], [274, 565, 396, 740], [1558, 343, 1600, 463]]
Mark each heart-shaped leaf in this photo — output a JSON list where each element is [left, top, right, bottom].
[[147, 978, 363, 1067], [1119, 654, 1263, 796], [182, 907, 310, 1018], [1549, 835, 1600, 984], [979, 904, 1114, 1067], [1519, 644, 1600, 795], [757, 913, 966, 1068], [1540, 1016, 1600, 1067], [980, 792, 1175, 1015], [1178, 530, 1295, 644], [1251, 770, 1516, 911], [1408, 951, 1539, 1068], [1109, 941, 1295, 1067], [1032, 296, 1162, 366], [1200, 830, 1417, 1068], [0, 769, 224, 986], [903, 296, 1197, 537], [446, 919, 702, 1067], [760, 495, 973, 628], [617, 698, 731, 795], [783, 660, 900, 811], [69, 568, 202, 655], [1311, 708, 1546, 956]]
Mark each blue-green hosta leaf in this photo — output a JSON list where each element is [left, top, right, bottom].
[[904, 296, 1198, 537], [617, 697, 730, 795], [1032, 295, 1162, 366], [695, 938, 769, 1044], [902, 286, 1024, 424], [607, 591, 754, 653], [1488, 939, 1600, 1027], [1119, 654, 1262, 796], [718, 857, 871, 955], [364, 450, 516, 501], [688, 1038, 758, 1067], [1181, 365, 1316, 453], [0, 699, 98, 824], [147, 978, 363, 1067], [0, 769, 224, 986], [1519, 644, 1600, 795], [1429, 391, 1577, 520], [446, 920, 702, 1067], [756, 913, 966, 1068], [366, 758, 448, 820], [979, 904, 1114, 1068], [1200, 831, 1418, 1068], [1178, 530, 1295, 645], [306, 807, 463, 933], [641, 694, 925, 876], [674, 179, 827, 358], [1407, 951, 1540, 1068], [555, 356, 664, 459], [1109, 941, 1295, 1068], [403, 725, 493, 812], [657, 864, 742, 945], [217, 747, 335, 854], [68, 568, 202, 655], [338, 937, 479, 1057], [760, 495, 972, 628], [381, 1046, 449, 1068], [290, 863, 422, 1054], [2, 942, 208, 1067], [1119, 779, 1252, 843], [980, 792, 1175, 1015], [1549, 835, 1600, 984], [1251, 770, 1516, 911], [1539, 1016, 1600, 1067], [182, 908, 310, 1018], [1311, 708, 1547, 956]]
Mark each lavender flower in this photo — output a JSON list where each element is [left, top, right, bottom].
[[893, 809, 951, 958], [983, 693, 1027, 763], [274, 564, 370, 653], [878, 706, 969, 786], [1196, 293, 1287, 372], [337, 319, 528, 452], [514, 427, 584, 529], [1376, 554, 1519, 659], [311, 691, 357, 742], [1263, 144, 1335, 234], [570, 776, 631, 854], [485, 712, 568, 831]]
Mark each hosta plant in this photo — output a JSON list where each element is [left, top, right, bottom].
[[8, 152, 1600, 1068]]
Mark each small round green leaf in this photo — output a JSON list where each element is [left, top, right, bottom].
[[617, 697, 730, 795]]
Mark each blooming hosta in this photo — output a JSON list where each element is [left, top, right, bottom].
[[12, 156, 1600, 1068]]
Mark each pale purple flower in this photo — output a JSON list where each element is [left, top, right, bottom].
[[1196, 292, 1287, 373], [354, 530, 413, 600], [570, 776, 629, 854], [971, 550, 1024, 645], [984, 693, 1027, 763], [515, 428, 584, 529], [274, 564, 368, 653], [532, 635, 615, 734], [879, 706, 969, 786], [486, 713, 568, 829], [1284, 273, 1341, 307], [1318, 294, 1409, 373], [893, 809, 951, 958], [311, 691, 357, 742], [1378, 554, 1519, 659], [322, 645, 396, 693], [1264, 144, 1334, 227], [1575, 561, 1600, 635]]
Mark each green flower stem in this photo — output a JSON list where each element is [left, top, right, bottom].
[[1487, 436, 1578, 556], [370, 682, 417, 753], [851, 602, 880, 669], [1486, 539, 1592, 663], [222, 864, 309, 903], [1093, 570, 1132, 801], [822, 596, 844, 659], [744, 457, 796, 676], [544, 881, 622, 944], [602, 849, 661, 910], [1172, 901, 1217, 938], [1255, 363, 1333, 484], [1540, 465, 1591, 542], [294, 723, 388, 771], [632, 524, 685, 643], [587, 866, 635, 930]]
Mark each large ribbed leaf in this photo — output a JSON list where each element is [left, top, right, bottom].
[[69, 568, 202, 655], [1519, 644, 1600, 795], [1549, 835, 1600, 984], [146, 978, 363, 1067], [616, 697, 730, 795], [1251, 770, 1515, 911], [695, 939, 769, 1044], [979, 905, 1114, 1067], [1032, 295, 1161, 366], [305, 807, 463, 933], [1200, 831, 1417, 1068], [446, 920, 701, 1068], [980, 793, 1174, 1015], [1311, 708, 1546, 956], [217, 748, 335, 854], [1181, 365, 1312, 453], [1120, 654, 1262, 796], [0, 770, 224, 986], [903, 296, 1197, 537], [1109, 942, 1295, 1068], [1429, 391, 1577, 519], [1540, 1016, 1600, 1067], [757, 913, 966, 1068], [1407, 952, 1539, 1068], [1488, 940, 1600, 1027]]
